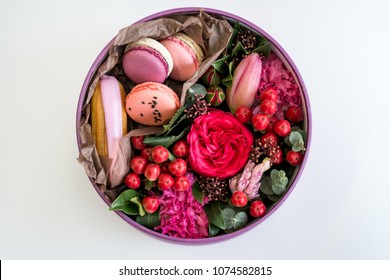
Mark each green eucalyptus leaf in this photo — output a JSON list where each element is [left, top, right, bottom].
[[186, 84, 207, 99], [109, 189, 140, 215], [192, 182, 204, 204], [279, 177, 288, 186], [289, 131, 303, 145], [233, 212, 248, 230], [291, 127, 307, 140], [260, 177, 274, 195], [270, 169, 278, 179], [292, 143, 304, 152], [272, 183, 286, 196], [130, 197, 146, 216], [278, 170, 286, 178], [222, 208, 236, 230], [209, 224, 220, 237], [143, 127, 189, 148], [284, 136, 292, 146], [204, 201, 226, 229], [268, 169, 288, 196], [136, 211, 160, 229], [300, 130, 308, 142]]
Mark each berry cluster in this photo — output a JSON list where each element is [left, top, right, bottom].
[[124, 137, 190, 214], [234, 85, 304, 167], [227, 86, 306, 218]]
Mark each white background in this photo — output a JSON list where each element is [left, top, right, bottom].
[[1, 0, 389, 260]]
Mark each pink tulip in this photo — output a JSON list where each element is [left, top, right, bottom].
[[226, 53, 262, 113]]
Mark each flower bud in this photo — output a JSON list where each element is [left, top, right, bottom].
[[206, 86, 225, 106], [226, 53, 262, 113], [201, 66, 221, 86]]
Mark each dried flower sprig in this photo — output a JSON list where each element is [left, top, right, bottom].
[[237, 29, 257, 52], [250, 144, 263, 164], [185, 94, 211, 119], [198, 176, 229, 202], [252, 136, 282, 165]]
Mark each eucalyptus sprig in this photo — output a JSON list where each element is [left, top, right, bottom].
[[285, 131, 306, 152], [260, 169, 289, 202]]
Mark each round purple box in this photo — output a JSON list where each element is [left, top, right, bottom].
[[76, 7, 311, 244]]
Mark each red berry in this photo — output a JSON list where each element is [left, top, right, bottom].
[[235, 106, 253, 124], [158, 173, 175, 190], [273, 120, 291, 137], [266, 116, 278, 132], [286, 151, 303, 166], [249, 200, 267, 218], [260, 99, 277, 115], [231, 191, 248, 207], [130, 156, 149, 174], [168, 158, 187, 177], [285, 106, 303, 123], [260, 86, 278, 101], [124, 173, 141, 189], [144, 163, 161, 181], [252, 114, 269, 131], [142, 196, 159, 213], [140, 146, 153, 159], [151, 145, 169, 164], [172, 140, 189, 158], [260, 132, 279, 147], [271, 146, 283, 165], [173, 175, 190, 191], [131, 136, 146, 150]]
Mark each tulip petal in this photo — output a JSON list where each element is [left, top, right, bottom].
[[226, 53, 262, 113]]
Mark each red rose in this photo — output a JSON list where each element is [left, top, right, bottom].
[[187, 109, 253, 179]]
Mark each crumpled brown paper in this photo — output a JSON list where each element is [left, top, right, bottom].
[[77, 10, 233, 197]]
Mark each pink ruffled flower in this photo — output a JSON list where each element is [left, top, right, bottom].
[[155, 176, 208, 239], [187, 109, 253, 179], [259, 54, 301, 119]]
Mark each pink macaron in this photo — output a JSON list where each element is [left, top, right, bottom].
[[125, 82, 180, 126], [160, 32, 205, 81], [122, 38, 173, 84]]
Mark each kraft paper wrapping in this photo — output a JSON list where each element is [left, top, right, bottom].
[[77, 10, 233, 197]]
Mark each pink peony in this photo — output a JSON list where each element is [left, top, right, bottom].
[[187, 109, 253, 179], [260, 54, 301, 119], [155, 183, 208, 239]]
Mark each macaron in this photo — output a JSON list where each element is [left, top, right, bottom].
[[160, 32, 204, 81], [122, 38, 173, 84], [125, 82, 180, 126]]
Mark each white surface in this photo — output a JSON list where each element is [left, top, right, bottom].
[[1, 0, 389, 260]]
